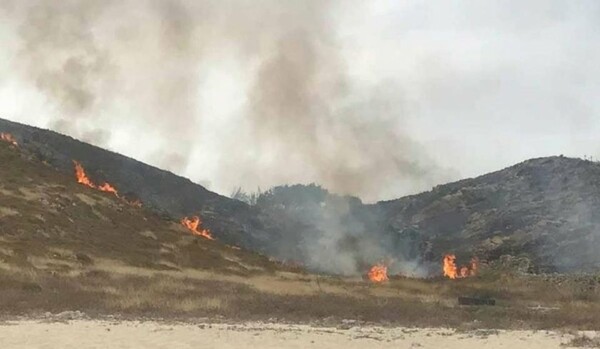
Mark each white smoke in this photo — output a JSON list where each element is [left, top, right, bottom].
[[1, 1, 600, 202]]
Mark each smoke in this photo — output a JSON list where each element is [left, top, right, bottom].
[[12, 1, 113, 139], [5, 1, 599, 275], [239, 27, 448, 201], [3, 0, 209, 173], [240, 184, 432, 276], [0, 0, 454, 201]]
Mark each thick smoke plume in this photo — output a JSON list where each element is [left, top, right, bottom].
[[0, 0, 452, 201], [239, 184, 431, 276], [2, 1, 600, 276]]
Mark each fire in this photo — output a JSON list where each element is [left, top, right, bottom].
[[181, 216, 214, 240], [73, 160, 142, 207], [368, 263, 389, 283], [74, 161, 97, 188], [98, 183, 118, 195], [0, 133, 18, 146], [443, 254, 478, 279], [74, 160, 119, 195]]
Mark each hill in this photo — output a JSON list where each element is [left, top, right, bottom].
[[374, 156, 600, 273], [0, 138, 301, 316], [232, 157, 600, 274], [2, 118, 600, 274], [3, 121, 600, 329], [0, 118, 275, 251]]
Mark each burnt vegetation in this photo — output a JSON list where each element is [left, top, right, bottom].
[[2, 118, 600, 328], [4, 118, 600, 275]]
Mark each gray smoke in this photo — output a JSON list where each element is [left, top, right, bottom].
[[234, 184, 431, 276], [4, 0, 210, 173], [0, 0, 454, 200], [13, 0, 113, 139], [2, 0, 600, 276]]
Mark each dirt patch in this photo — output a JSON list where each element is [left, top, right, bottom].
[[0, 206, 19, 217], [0, 320, 583, 349]]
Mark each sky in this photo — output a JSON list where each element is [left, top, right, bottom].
[[1, 0, 599, 202]]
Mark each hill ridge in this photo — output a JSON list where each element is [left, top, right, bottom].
[[2, 117, 600, 273]]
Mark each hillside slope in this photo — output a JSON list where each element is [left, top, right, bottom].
[[0, 139, 339, 319], [3, 123, 600, 329], [3, 118, 600, 274], [374, 156, 600, 273], [234, 156, 600, 274], [0, 118, 273, 250]]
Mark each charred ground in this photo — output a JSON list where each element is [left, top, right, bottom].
[[0, 118, 272, 251], [3, 118, 600, 275], [2, 124, 600, 329], [233, 158, 600, 274], [374, 155, 600, 273]]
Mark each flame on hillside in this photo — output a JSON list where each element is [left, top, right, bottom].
[[181, 216, 214, 240], [74, 160, 119, 195], [73, 160, 142, 207], [443, 254, 478, 279], [0, 133, 18, 146], [74, 161, 97, 188], [368, 263, 389, 283]]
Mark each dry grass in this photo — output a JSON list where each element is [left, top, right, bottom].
[[562, 333, 600, 347], [0, 206, 19, 217], [2, 252, 600, 329], [2, 142, 600, 329]]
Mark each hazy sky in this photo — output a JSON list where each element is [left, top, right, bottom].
[[1, 0, 599, 202]]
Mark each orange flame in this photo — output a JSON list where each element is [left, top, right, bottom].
[[73, 161, 142, 207], [0, 133, 18, 147], [181, 216, 214, 240], [98, 183, 119, 195], [443, 254, 458, 279], [74, 161, 97, 189], [443, 254, 478, 279], [368, 263, 389, 283], [74, 160, 117, 195]]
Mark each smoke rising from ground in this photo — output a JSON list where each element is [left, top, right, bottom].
[[0, 0, 453, 201], [5, 0, 599, 203], [233, 184, 432, 276], [2, 1, 600, 275]]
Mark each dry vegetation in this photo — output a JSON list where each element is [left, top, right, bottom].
[[562, 333, 600, 348], [2, 258, 600, 330], [1, 142, 600, 329]]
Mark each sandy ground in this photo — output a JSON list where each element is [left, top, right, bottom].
[[0, 319, 588, 349]]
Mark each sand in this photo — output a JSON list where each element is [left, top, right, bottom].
[[0, 318, 588, 348]]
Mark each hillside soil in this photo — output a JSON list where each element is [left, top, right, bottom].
[[1, 139, 600, 329]]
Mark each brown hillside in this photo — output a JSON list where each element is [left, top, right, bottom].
[[2, 140, 600, 329]]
